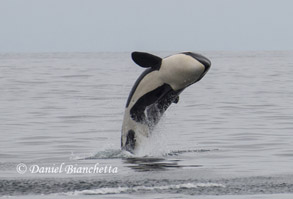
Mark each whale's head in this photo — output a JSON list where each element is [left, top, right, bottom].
[[159, 52, 211, 91], [182, 52, 211, 80], [131, 52, 211, 91]]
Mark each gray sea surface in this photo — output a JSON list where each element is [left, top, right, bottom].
[[0, 51, 293, 198]]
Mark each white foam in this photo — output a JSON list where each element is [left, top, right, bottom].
[[68, 182, 225, 195], [84, 149, 134, 159], [77, 187, 130, 195]]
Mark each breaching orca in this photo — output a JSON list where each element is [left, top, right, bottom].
[[121, 51, 211, 153]]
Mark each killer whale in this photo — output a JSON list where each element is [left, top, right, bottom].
[[121, 51, 211, 153]]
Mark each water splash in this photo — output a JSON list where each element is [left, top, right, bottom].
[[84, 149, 133, 159], [134, 115, 171, 157], [83, 147, 218, 160]]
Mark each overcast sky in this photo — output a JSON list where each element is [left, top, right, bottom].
[[0, 0, 293, 52]]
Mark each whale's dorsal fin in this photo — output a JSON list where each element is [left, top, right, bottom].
[[131, 52, 162, 70]]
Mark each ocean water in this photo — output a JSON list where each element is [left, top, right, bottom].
[[0, 51, 293, 198]]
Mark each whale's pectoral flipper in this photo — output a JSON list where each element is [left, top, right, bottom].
[[146, 88, 183, 126], [124, 130, 136, 152], [131, 52, 162, 69], [130, 84, 172, 123]]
